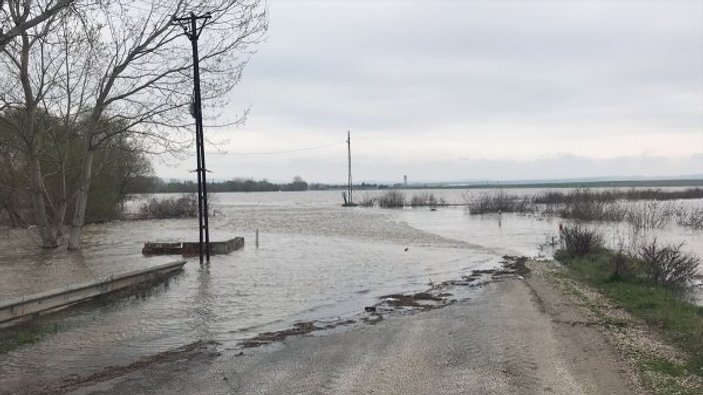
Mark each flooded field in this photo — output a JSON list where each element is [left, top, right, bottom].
[[1, 188, 702, 387]]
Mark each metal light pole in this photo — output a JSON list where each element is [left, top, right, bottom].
[[173, 12, 211, 264]]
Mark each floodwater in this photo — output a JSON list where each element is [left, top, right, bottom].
[[0, 188, 701, 387]]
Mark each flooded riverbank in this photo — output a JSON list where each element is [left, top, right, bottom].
[[1, 189, 701, 388]]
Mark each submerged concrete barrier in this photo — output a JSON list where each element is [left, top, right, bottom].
[[0, 260, 186, 324], [142, 237, 244, 256]]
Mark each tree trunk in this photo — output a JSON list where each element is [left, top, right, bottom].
[[55, 199, 68, 238], [17, 28, 57, 248], [68, 149, 93, 250], [29, 156, 58, 248], [55, 162, 68, 237]]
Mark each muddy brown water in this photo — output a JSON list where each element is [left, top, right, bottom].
[[0, 189, 701, 388]]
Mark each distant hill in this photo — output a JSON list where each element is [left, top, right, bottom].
[[360, 175, 703, 189], [148, 175, 703, 192], [442, 179, 703, 189]]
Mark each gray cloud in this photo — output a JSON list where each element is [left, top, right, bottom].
[[163, 0, 703, 182], [158, 152, 703, 184]]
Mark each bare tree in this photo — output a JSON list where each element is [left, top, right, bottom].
[[65, 0, 267, 249], [0, 0, 74, 247], [0, 0, 74, 49], [1, 0, 266, 249]]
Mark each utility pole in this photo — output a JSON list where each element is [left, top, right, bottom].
[[347, 130, 353, 205], [173, 12, 211, 264]]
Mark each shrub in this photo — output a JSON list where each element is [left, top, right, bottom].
[[673, 207, 703, 230], [533, 188, 629, 222], [638, 239, 700, 288], [535, 188, 699, 227], [609, 250, 633, 281], [379, 190, 405, 208], [560, 224, 602, 257], [410, 192, 446, 207], [358, 193, 377, 207], [555, 189, 625, 222], [464, 190, 533, 214], [534, 187, 703, 204], [137, 193, 200, 219], [625, 201, 670, 230]]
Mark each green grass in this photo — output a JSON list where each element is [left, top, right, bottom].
[[555, 248, 703, 380], [0, 322, 61, 354], [639, 356, 687, 378]]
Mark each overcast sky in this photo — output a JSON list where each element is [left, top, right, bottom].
[[155, 0, 703, 184]]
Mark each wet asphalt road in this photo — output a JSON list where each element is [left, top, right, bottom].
[[66, 275, 637, 395]]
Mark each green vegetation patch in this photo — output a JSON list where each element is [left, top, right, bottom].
[[639, 355, 687, 378], [555, 248, 703, 386], [0, 322, 61, 355]]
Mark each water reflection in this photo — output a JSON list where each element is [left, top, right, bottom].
[[0, 233, 96, 299], [193, 265, 215, 340]]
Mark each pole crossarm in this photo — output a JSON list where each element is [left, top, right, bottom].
[[172, 12, 211, 40]]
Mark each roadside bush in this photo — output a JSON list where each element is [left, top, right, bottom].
[[137, 194, 199, 219], [609, 249, 634, 281], [560, 224, 602, 257], [639, 239, 700, 288], [378, 190, 405, 208]]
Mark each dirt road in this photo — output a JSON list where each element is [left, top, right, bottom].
[[58, 264, 641, 395]]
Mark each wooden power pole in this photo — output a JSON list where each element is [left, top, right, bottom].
[[347, 130, 353, 205]]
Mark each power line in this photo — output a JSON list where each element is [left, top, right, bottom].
[[227, 140, 344, 156]]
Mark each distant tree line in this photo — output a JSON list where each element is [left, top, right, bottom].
[[308, 182, 388, 191], [127, 176, 312, 193], [125, 178, 399, 194]]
